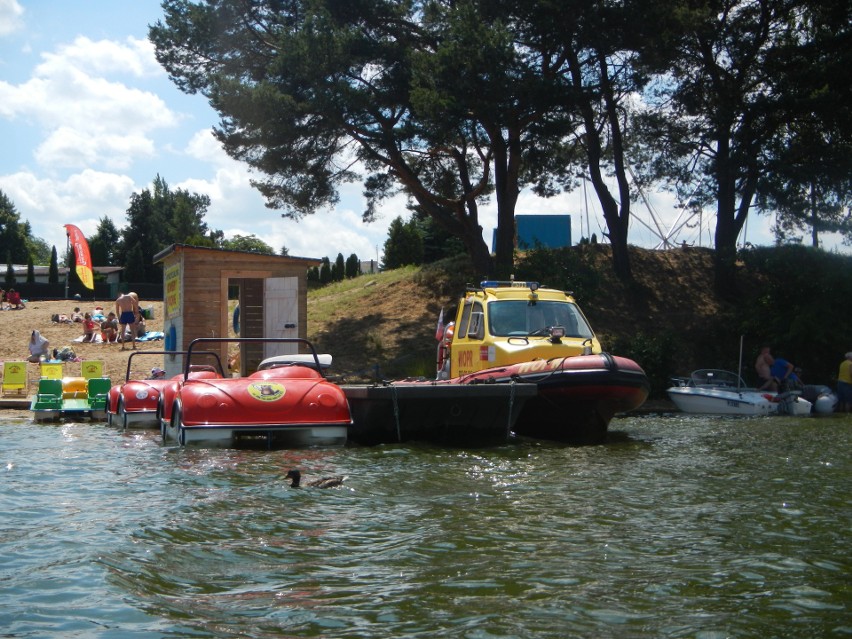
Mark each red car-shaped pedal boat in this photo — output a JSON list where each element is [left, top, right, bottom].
[[106, 350, 225, 429], [160, 338, 351, 448]]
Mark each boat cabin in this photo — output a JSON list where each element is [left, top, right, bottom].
[[440, 281, 602, 379]]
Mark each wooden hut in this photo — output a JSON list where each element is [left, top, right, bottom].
[[153, 244, 321, 377]]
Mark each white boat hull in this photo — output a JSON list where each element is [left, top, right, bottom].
[[120, 409, 160, 429], [667, 387, 812, 416], [162, 420, 348, 447]]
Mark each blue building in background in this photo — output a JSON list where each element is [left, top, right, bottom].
[[492, 214, 572, 251]]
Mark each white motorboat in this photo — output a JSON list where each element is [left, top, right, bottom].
[[667, 369, 812, 416]]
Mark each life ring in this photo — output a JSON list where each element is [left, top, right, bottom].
[[436, 323, 454, 374], [437, 342, 448, 372]]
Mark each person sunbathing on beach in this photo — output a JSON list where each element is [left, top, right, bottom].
[[7, 289, 24, 309], [101, 312, 118, 343], [81, 312, 97, 342], [27, 330, 49, 362]]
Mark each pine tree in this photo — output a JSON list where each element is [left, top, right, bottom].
[[334, 253, 345, 282], [383, 217, 423, 269], [345, 253, 360, 278], [319, 257, 331, 284], [48, 246, 59, 284], [5, 251, 14, 286]]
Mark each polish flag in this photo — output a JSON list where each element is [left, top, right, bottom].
[[435, 308, 445, 341]]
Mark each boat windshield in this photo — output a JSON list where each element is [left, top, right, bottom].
[[487, 300, 594, 338], [690, 369, 746, 388]]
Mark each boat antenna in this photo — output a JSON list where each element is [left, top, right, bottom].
[[737, 335, 744, 391]]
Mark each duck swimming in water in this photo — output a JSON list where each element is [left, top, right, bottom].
[[285, 469, 347, 488]]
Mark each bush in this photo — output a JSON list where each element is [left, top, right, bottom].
[[607, 331, 674, 397], [514, 246, 601, 300]]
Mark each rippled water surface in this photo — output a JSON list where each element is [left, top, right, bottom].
[[1, 414, 849, 638]]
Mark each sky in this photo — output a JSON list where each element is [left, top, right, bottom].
[[0, 0, 847, 266]]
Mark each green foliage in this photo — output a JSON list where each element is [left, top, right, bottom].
[[0, 190, 32, 265], [514, 246, 601, 301], [737, 245, 852, 382], [607, 331, 673, 397], [5, 251, 14, 286], [182, 233, 218, 248], [88, 216, 121, 266], [65, 247, 80, 288], [319, 257, 331, 285], [124, 243, 146, 283], [383, 217, 424, 269], [149, 1, 848, 284], [635, 2, 849, 290], [413, 254, 478, 299], [333, 253, 345, 282], [345, 253, 359, 279], [221, 234, 275, 254], [149, 0, 584, 277], [117, 175, 213, 282], [48, 247, 59, 284], [513, 244, 850, 392], [411, 210, 467, 263], [27, 236, 51, 265]]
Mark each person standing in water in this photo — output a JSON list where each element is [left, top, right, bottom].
[[115, 292, 139, 350], [755, 345, 775, 390], [837, 352, 852, 413]]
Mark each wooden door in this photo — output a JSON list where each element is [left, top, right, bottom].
[[263, 276, 299, 359]]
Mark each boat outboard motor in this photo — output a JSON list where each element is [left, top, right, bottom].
[[801, 384, 837, 414], [775, 391, 798, 415]]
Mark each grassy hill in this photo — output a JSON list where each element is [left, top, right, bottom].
[[307, 245, 852, 398]]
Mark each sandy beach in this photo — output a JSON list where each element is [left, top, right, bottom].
[[0, 297, 165, 411]]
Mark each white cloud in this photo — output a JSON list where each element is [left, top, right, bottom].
[[1, 35, 178, 171], [0, 0, 24, 37], [41, 36, 162, 79], [35, 127, 156, 170], [0, 169, 136, 250], [184, 128, 223, 163], [272, 206, 388, 261], [174, 131, 392, 260]]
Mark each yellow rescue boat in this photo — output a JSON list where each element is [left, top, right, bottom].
[[434, 280, 649, 442]]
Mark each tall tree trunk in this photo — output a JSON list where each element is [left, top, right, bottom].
[[598, 52, 633, 282], [490, 129, 521, 279], [466, 224, 494, 278], [440, 206, 493, 278], [810, 182, 819, 248], [569, 49, 633, 282], [713, 211, 739, 295], [713, 138, 755, 296], [714, 136, 738, 294], [606, 208, 632, 281]]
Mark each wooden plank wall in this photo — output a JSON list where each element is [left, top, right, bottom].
[[171, 247, 313, 376], [241, 278, 265, 373], [180, 250, 227, 349]]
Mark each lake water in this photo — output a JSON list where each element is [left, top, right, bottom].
[[1, 413, 849, 638]]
